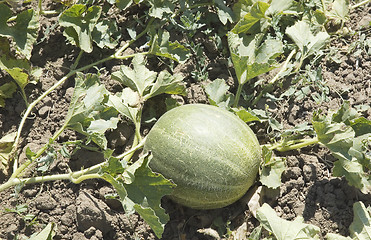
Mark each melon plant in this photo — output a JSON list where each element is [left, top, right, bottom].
[[144, 104, 262, 209]]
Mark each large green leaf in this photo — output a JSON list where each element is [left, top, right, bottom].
[[92, 19, 121, 49], [122, 154, 175, 238], [286, 20, 330, 59], [64, 73, 119, 149], [0, 37, 35, 95], [146, 70, 186, 99], [312, 102, 371, 194], [228, 32, 283, 84], [59, 4, 102, 53], [107, 88, 140, 124], [259, 146, 286, 189], [111, 55, 157, 96], [147, 0, 175, 19], [231, 1, 270, 34], [256, 203, 321, 240], [149, 29, 190, 63], [204, 78, 233, 108], [0, 4, 39, 59]]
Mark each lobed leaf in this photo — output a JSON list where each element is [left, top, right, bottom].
[[205, 78, 233, 108], [312, 102, 371, 194], [92, 19, 121, 49], [147, 70, 186, 99], [111, 54, 157, 96], [231, 1, 270, 34], [64, 73, 119, 149], [0, 4, 39, 59], [59, 4, 102, 53], [149, 29, 190, 63], [286, 20, 330, 59], [102, 154, 175, 238], [256, 203, 321, 240], [29, 222, 56, 240], [228, 32, 283, 85], [259, 146, 286, 189]]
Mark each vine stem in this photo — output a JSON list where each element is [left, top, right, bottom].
[[264, 137, 319, 152], [2, 137, 147, 192], [350, 0, 371, 9], [233, 84, 243, 108]]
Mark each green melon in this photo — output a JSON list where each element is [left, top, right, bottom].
[[144, 104, 261, 209]]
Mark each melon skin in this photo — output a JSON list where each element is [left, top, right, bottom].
[[144, 104, 262, 209]]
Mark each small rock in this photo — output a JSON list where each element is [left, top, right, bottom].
[[61, 205, 75, 227], [76, 191, 112, 234], [38, 105, 51, 117], [23, 189, 38, 198], [84, 226, 96, 238], [34, 194, 57, 210]]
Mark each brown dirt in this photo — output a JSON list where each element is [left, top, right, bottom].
[[0, 1, 370, 240]]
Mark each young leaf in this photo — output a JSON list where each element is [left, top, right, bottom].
[[64, 73, 119, 149], [326, 0, 350, 24], [0, 132, 16, 174], [111, 55, 157, 96], [256, 203, 321, 240], [286, 21, 330, 59], [312, 102, 371, 194], [233, 107, 261, 122], [146, 70, 186, 99], [107, 88, 139, 124], [0, 82, 17, 107], [205, 78, 233, 108], [259, 146, 286, 189], [349, 201, 371, 240], [0, 37, 35, 98], [149, 29, 190, 63], [214, 0, 235, 25], [228, 32, 283, 84], [0, 4, 39, 59], [231, 1, 270, 34], [92, 19, 121, 49], [147, 0, 175, 19], [122, 154, 175, 238], [29, 222, 56, 240], [59, 4, 102, 53]]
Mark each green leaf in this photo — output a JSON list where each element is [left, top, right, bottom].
[[231, 1, 270, 34], [256, 203, 321, 240], [204, 78, 233, 108], [0, 132, 16, 174], [286, 20, 330, 58], [147, 0, 175, 19], [233, 107, 261, 122], [0, 4, 39, 59], [146, 70, 186, 99], [115, 0, 133, 10], [123, 154, 175, 238], [149, 29, 190, 63], [0, 82, 17, 107], [64, 73, 119, 149], [29, 222, 56, 240], [327, 0, 350, 23], [228, 32, 283, 84], [107, 88, 139, 124], [266, 0, 295, 15], [92, 19, 121, 49], [111, 55, 157, 96], [214, 0, 235, 25], [312, 102, 371, 194], [259, 146, 286, 189], [0, 37, 35, 94], [59, 4, 102, 53], [349, 202, 371, 240]]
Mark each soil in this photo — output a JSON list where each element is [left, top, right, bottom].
[[0, 1, 370, 240]]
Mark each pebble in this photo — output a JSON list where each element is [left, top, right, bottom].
[[34, 194, 57, 210]]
